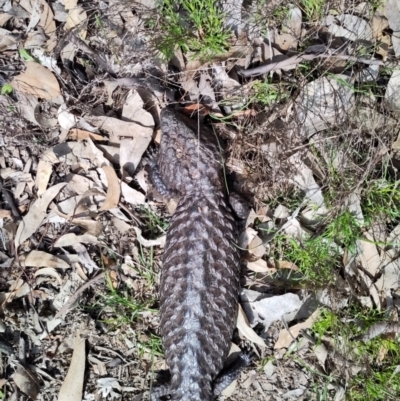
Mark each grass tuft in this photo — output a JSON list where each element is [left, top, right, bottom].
[[155, 0, 231, 61]]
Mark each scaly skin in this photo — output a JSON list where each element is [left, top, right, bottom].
[[149, 108, 241, 401]]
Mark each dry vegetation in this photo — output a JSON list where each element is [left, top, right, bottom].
[[1, 0, 400, 400]]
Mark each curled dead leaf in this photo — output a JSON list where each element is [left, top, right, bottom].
[[276, 260, 299, 270], [35, 160, 53, 196], [15, 182, 67, 249], [247, 259, 276, 273], [13, 365, 40, 400], [12, 62, 61, 100], [274, 309, 321, 349], [54, 233, 100, 247], [35, 267, 63, 286], [24, 250, 70, 269], [236, 304, 266, 347]]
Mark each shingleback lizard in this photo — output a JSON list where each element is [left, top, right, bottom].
[[148, 108, 249, 401]]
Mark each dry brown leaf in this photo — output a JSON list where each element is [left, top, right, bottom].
[[40, 147, 61, 164], [85, 115, 153, 145], [64, 0, 78, 10], [13, 365, 40, 400], [12, 62, 61, 100], [109, 270, 118, 289], [112, 217, 131, 233], [277, 260, 299, 270], [69, 140, 110, 168], [35, 160, 53, 196], [65, 7, 87, 39], [58, 331, 86, 401], [24, 250, 70, 269], [54, 233, 100, 247], [0, 14, 12, 26], [50, 204, 103, 236], [68, 128, 106, 141], [20, 0, 57, 50], [358, 234, 382, 276], [121, 182, 146, 205], [274, 309, 321, 349], [248, 235, 266, 259], [0, 210, 12, 219], [99, 165, 121, 211], [236, 304, 266, 347], [247, 259, 275, 273], [313, 343, 328, 370], [66, 173, 95, 195], [14, 182, 67, 248], [3, 281, 31, 303], [35, 267, 63, 286]]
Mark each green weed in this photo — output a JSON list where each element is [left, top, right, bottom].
[[272, 234, 339, 284], [252, 80, 290, 107], [1, 84, 12, 95], [323, 211, 362, 252], [19, 48, 34, 61], [138, 333, 163, 359], [362, 179, 400, 223], [138, 205, 169, 239], [155, 0, 231, 61], [350, 369, 400, 401], [136, 244, 158, 287], [94, 14, 103, 28], [299, 0, 325, 21], [97, 274, 156, 326], [273, 5, 290, 22], [312, 307, 400, 401], [266, 187, 305, 212]]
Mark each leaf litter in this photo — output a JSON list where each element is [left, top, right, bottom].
[[1, 0, 400, 400]]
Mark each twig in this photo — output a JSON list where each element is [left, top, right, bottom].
[[0, 176, 21, 220], [238, 46, 394, 77]]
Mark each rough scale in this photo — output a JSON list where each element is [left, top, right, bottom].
[[148, 108, 242, 401]]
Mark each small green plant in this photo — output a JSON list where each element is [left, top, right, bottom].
[[324, 211, 362, 252], [312, 309, 340, 340], [273, 5, 290, 22], [94, 14, 103, 28], [272, 234, 339, 284], [266, 187, 305, 212], [138, 333, 163, 359], [362, 179, 400, 223], [138, 205, 169, 239], [1, 83, 12, 95], [252, 80, 289, 107], [311, 307, 400, 401], [299, 0, 325, 21], [156, 0, 231, 61], [19, 48, 35, 61], [98, 274, 156, 326], [136, 244, 157, 287]]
